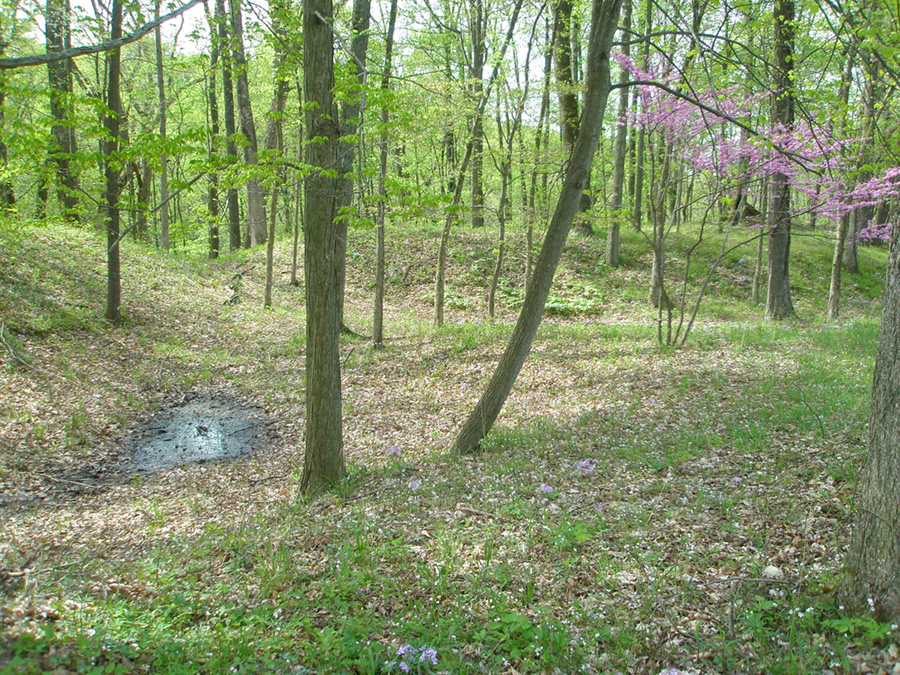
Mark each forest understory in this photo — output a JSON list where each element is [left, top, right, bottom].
[[1, 220, 899, 674]]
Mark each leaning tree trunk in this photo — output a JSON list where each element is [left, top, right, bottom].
[[841, 208, 900, 622], [764, 0, 795, 320], [301, 0, 345, 494], [104, 0, 123, 322], [453, 0, 622, 454]]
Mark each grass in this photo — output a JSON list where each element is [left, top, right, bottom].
[[1, 216, 896, 674]]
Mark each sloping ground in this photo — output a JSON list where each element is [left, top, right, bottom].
[[1, 221, 897, 674]]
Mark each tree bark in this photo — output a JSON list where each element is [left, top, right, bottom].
[[605, 0, 631, 266], [0, 85, 13, 211], [553, 0, 592, 234], [334, 0, 371, 328], [470, 0, 486, 228], [154, 0, 170, 251], [216, 0, 241, 251], [104, 0, 123, 323], [453, 0, 622, 454], [204, 0, 220, 258], [301, 0, 345, 494], [764, 0, 795, 320], [842, 212, 900, 622], [373, 0, 398, 348], [229, 0, 266, 246], [46, 0, 78, 217]]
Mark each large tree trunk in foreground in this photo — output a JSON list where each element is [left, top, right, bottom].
[[452, 0, 622, 454], [842, 214, 900, 622], [764, 0, 795, 320], [301, 0, 345, 494]]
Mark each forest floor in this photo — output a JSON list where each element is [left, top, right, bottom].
[[1, 219, 899, 674]]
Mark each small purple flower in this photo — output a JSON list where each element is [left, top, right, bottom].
[[387, 445, 403, 457], [647, 397, 660, 405], [399, 663, 410, 673], [396, 644, 415, 657], [541, 498, 549, 505], [408, 479, 421, 490], [419, 648, 438, 665], [540, 483, 554, 493], [731, 476, 743, 484], [576, 459, 598, 474]]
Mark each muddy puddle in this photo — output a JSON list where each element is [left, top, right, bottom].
[[126, 391, 270, 473]]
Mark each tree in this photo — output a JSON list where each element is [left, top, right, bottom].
[[841, 208, 900, 622], [154, 0, 171, 251], [373, 0, 399, 348], [453, 0, 623, 453], [104, 0, 124, 322], [216, 0, 241, 251], [301, 0, 345, 494], [764, 0, 795, 320], [230, 0, 266, 247], [45, 0, 78, 217], [605, 0, 631, 266]]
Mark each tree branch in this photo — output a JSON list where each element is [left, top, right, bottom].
[[0, 0, 204, 70]]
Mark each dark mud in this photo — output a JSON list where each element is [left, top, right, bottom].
[[126, 391, 270, 473]]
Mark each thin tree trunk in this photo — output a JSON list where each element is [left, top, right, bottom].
[[470, 0, 486, 228], [527, 17, 553, 290], [453, 0, 622, 453], [263, 7, 289, 309], [434, 0, 525, 327], [230, 0, 266, 246], [605, 0, 631, 266], [632, 0, 651, 232], [291, 78, 303, 287], [216, 0, 241, 251], [553, 0, 591, 234], [104, 0, 123, 322], [828, 213, 850, 320], [335, 0, 371, 329], [0, 86, 13, 211], [154, 0, 170, 251], [204, 1, 220, 258], [46, 0, 78, 218], [373, 0, 398, 348], [764, 0, 795, 320]]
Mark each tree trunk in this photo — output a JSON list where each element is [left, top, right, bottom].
[[373, 0, 398, 348], [104, 0, 123, 323], [216, 0, 241, 251], [204, 0, 220, 258], [46, 0, 78, 218], [264, 6, 289, 309], [553, 0, 591, 234], [453, 0, 622, 454], [230, 0, 266, 246], [827, 213, 850, 320], [154, 1, 170, 251], [764, 0, 795, 320], [605, 0, 631, 266], [334, 0, 371, 328], [842, 214, 900, 622], [301, 0, 345, 494], [0, 86, 13, 211], [632, 0, 651, 232], [470, 0, 486, 228]]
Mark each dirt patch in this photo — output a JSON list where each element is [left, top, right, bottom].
[[126, 391, 270, 473]]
